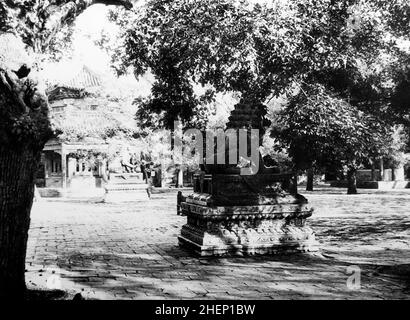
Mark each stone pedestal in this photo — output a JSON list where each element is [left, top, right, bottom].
[[178, 173, 319, 256], [383, 169, 393, 181], [104, 173, 148, 202], [177, 100, 319, 256], [393, 166, 405, 181]]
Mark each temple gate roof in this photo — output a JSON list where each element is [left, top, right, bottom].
[[47, 65, 103, 102]]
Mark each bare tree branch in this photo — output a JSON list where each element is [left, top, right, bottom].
[[95, 0, 133, 10], [0, 69, 30, 113]]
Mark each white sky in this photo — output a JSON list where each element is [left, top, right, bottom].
[[42, 4, 153, 98], [67, 0, 272, 70], [72, 5, 117, 72], [41, 0, 339, 101], [42, 0, 278, 84]]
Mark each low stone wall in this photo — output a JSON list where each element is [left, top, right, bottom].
[[37, 188, 66, 198], [37, 187, 105, 198], [329, 180, 410, 189]]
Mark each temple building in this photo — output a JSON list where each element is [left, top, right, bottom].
[[35, 65, 142, 192]]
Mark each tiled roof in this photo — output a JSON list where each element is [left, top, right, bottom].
[[47, 87, 88, 102], [47, 65, 102, 101], [64, 65, 102, 89]]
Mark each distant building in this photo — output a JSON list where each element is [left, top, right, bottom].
[[35, 65, 204, 193], [36, 65, 141, 190]]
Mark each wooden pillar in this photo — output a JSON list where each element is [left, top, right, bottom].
[[178, 166, 184, 188], [306, 168, 314, 191], [61, 145, 67, 189]]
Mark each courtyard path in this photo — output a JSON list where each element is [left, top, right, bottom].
[[26, 187, 410, 299]]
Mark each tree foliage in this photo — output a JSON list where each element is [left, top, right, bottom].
[[107, 0, 410, 183], [0, 0, 132, 53], [110, 0, 312, 127], [274, 85, 395, 173], [0, 0, 133, 150], [112, 0, 409, 130]]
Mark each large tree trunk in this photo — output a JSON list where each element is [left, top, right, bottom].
[[306, 168, 314, 191], [0, 0, 132, 300], [0, 146, 40, 299], [0, 31, 51, 299], [346, 168, 357, 195]]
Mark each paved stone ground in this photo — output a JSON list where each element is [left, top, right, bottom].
[[26, 187, 410, 299]]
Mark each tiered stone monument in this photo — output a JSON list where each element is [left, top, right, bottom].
[[104, 173, 147, 202], [178, 100, 319, 256]]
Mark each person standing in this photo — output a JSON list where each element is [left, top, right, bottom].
[[140, 160, 147, 181], [145, 161, 155, 199], [130, 153, 140, 173]]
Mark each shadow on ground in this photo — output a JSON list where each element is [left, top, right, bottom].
[[26, 189, 410, 299], [33, 244, 408, 300]]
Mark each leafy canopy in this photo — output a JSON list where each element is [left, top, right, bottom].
[[274, 85, 396, 172], [110, 0, 410, 170]]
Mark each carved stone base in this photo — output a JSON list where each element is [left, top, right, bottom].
[[178, 235, 317, 257], [178, 202, 320, 256], [104, 173, 148, 202], [177, 101, 320, 256], [178, 172, 320, 256]]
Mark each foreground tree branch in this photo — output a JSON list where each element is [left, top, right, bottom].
[[40, 0, 133, 51]]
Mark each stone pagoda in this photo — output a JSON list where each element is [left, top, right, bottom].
[[178, 100, 319, 256]]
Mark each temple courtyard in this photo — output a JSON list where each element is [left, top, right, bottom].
[[26, 187, 410, 300]]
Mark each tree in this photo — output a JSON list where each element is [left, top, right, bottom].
[[112, 0, 321, 127], [0, 0, 133, 299], [113, 0, 410, 191], [274, 84, 392, 194], [114, 0, 406, 117], [264, 0, 410, 193]]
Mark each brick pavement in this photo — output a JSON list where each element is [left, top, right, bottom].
[[25, 188, 410, 299]]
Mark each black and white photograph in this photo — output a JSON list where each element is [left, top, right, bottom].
[[0, 0, 409, 305]]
